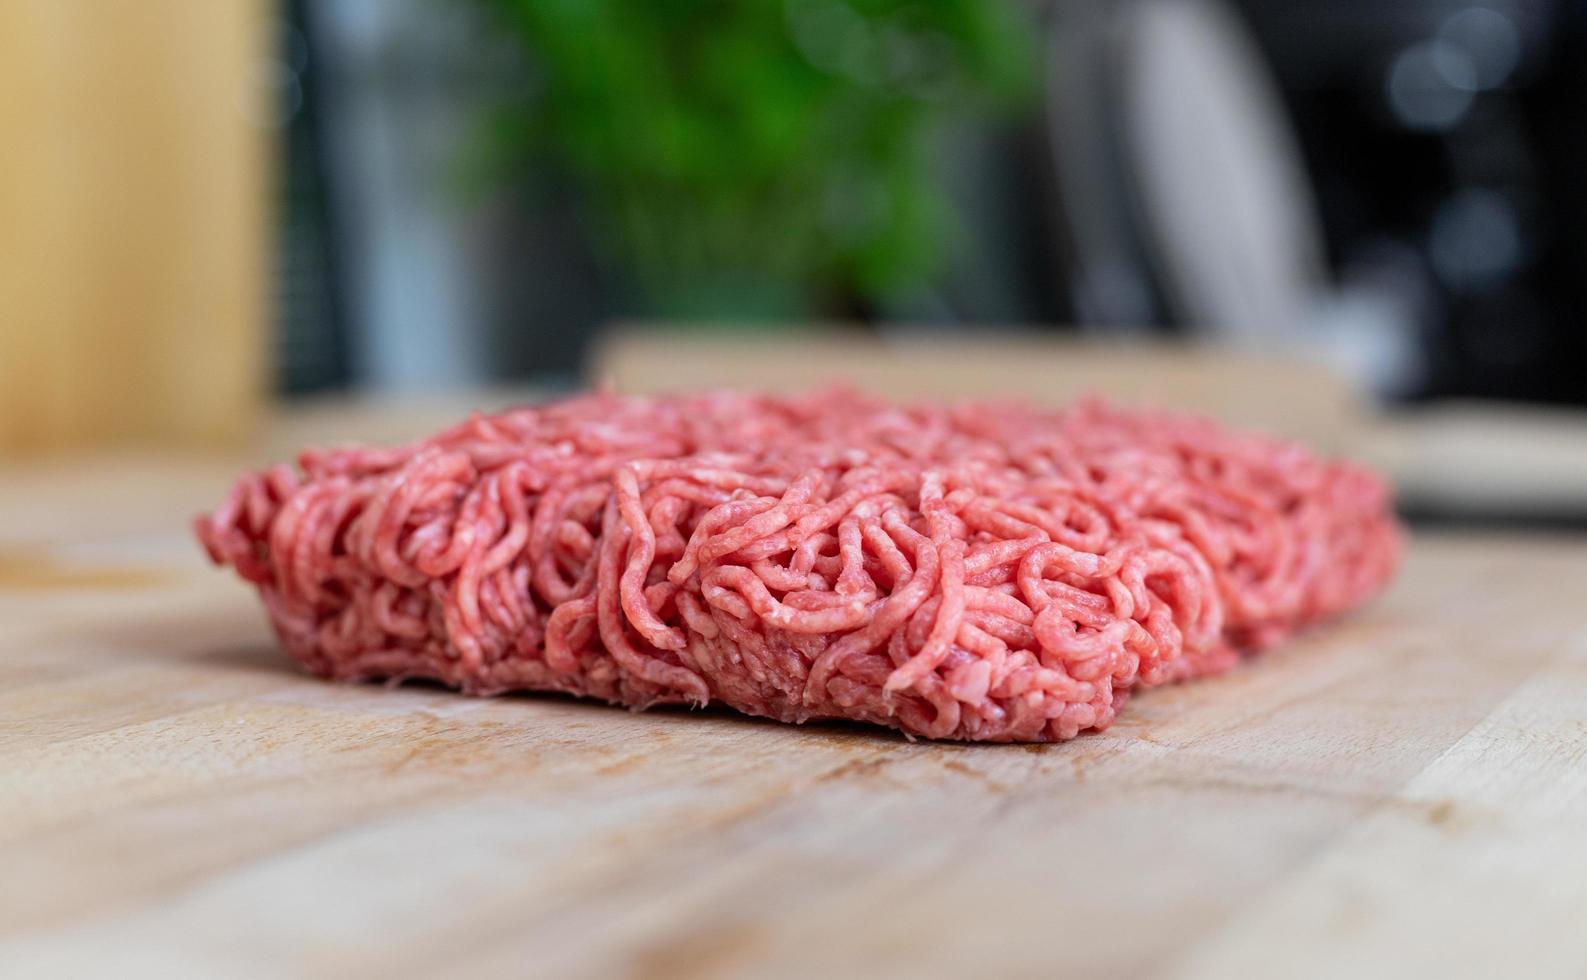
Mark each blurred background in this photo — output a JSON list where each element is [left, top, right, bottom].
[[3, 0, 1586, 520]]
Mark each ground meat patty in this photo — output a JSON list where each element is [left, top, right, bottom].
[[195, 389, 1400, 742]]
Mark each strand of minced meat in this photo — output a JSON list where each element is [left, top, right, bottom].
[[195, 389, 1401, 742]]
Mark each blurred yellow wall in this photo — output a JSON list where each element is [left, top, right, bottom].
[[0, 0, 270, 453]]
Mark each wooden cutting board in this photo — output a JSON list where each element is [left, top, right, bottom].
[[5, 413, 1587, 979]]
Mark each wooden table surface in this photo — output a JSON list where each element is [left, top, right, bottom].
[[5, 403, 1587, 979]]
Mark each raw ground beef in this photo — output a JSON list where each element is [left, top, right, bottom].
[[196, 389, 1401, 742]]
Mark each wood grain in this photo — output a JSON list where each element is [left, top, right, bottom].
[[4, 419, 1587, 979]]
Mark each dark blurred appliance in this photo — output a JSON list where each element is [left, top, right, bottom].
[[1240, 0, 1587, 406], [276, 0, 352, 394], [1043, 0, 1587, 405]]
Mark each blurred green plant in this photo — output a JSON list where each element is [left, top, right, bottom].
[[478, 0, 1034, 320]]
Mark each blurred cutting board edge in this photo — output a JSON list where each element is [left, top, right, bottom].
[[592, 327, 1587, 520], [592, 325, 1369, 450]]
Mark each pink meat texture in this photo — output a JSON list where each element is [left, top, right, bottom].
[[196, 389, 1401, 742]]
